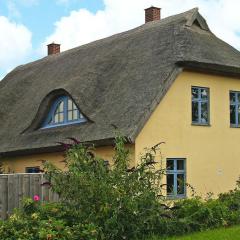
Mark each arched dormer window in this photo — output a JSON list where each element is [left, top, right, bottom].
[[42, 96, 86, 128]]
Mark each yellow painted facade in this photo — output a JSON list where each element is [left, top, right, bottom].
[[2, 152, 66, 173], [2, 145, 135, 173], [136, 70, 240, 197], [2, 70, 240, 197]]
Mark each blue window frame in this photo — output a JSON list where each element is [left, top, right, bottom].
[[230, 91, 240, 127], [42, 96, 86, 128], [26, 167, 40, 173], [192, 87, 209, 125], [166, 158, 186, 198]]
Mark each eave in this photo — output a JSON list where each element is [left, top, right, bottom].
[[177, 61, 240, 78]]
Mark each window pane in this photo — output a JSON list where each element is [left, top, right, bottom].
[[54, 113, 59, 123], [201, 102, 208, 123], [192, 88, 198, 99], [230, 105, 236, 125], [192, 101, 199, 122], [73, 110, 78, 120], [167, 160, 174, 170], [167, 174, 174, 195], [73, 102, 78, 110], [59, 113, 64, 122], [177, 160, 184, 170], [68, 99, 73, 110], [68, 111, 73, 121], [201, 88, 208, 100], [59, 101, 64, 112], [238, 93, 240, 103], [55, 101, 64, 114], [177, 174, 185, 195], [55, 107, 60, 114], [230, 92, 236, 103]]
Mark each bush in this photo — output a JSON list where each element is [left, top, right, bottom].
[[169, 182, 240, 235], [0, 199, 101, 240], [42, 135, 167, 239], [0, 135, 168, 240], [1, 135, 240, 239]]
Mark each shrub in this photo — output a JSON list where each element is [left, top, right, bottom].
[[42, 135, 167, 239], [0, 135, 168, 240], [1, 135, 240, 239], [0, 199, 101, 240]]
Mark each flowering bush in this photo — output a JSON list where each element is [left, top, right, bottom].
[[0, 198, 100, 240], [42, 135, 166, 239], [0, 135, 167, 239], [0, 135, 240, 239]]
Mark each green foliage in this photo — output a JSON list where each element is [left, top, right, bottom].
[[167, 181, 240, 236], [42, 135, 166, 239], [1, 135, 240, 240], [0, 199, 101, 240]]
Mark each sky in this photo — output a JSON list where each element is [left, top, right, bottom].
[[0, 0, 240, 80]]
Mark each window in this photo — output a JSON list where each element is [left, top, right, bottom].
[[192, 87, 209, 125], [104, 160, 110, 168], [230, 91, 240, 127], [166, 159, 186, 198], [42, 96, 86, 128], [26, 167, 40, 173]]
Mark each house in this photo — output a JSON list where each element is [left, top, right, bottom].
[[1, 6, 240, 198]]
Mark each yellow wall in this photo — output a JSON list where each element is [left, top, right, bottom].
[[2, 152, 66, 173], [136, 71, 240, 197], [2, 145, 135, 173], [4, 70, 240, 197]]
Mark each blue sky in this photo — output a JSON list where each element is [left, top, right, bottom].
[[0, 0, 240, 80], [0, 0, 104, 49], [0, 0, 105, 79]]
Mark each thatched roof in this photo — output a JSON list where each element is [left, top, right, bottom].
[[1, 8, 240, 156]]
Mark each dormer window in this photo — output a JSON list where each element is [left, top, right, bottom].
[[42, 96, 86, 128]]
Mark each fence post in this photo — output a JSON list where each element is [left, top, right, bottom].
[[0, 175, 8, 220]]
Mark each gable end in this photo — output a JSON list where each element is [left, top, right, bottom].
[[185, 9, 210, 31]]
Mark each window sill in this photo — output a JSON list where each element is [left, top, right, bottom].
[[41, 120, 87, 130], [191, 123, 211, 127]]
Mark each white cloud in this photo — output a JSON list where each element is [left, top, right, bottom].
[[0, 16, 32, 80], [42, 0, 240, 55]]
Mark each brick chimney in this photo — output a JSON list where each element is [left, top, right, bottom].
[[47, 43, 61, 55], [145, 6, 161, 23]]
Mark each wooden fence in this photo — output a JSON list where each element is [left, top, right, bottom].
[[0, 174, 59, 220]]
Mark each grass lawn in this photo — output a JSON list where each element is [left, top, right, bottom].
[[148, 225, 240, 240]]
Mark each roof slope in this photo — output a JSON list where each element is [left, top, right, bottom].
[[1, 8, 240, 156]]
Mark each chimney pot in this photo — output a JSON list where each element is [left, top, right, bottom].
[[145, 6, 161, 23], [47, 43, 61, 55]]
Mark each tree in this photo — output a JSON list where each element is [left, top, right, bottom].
[[43, 135, 166, 239]]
